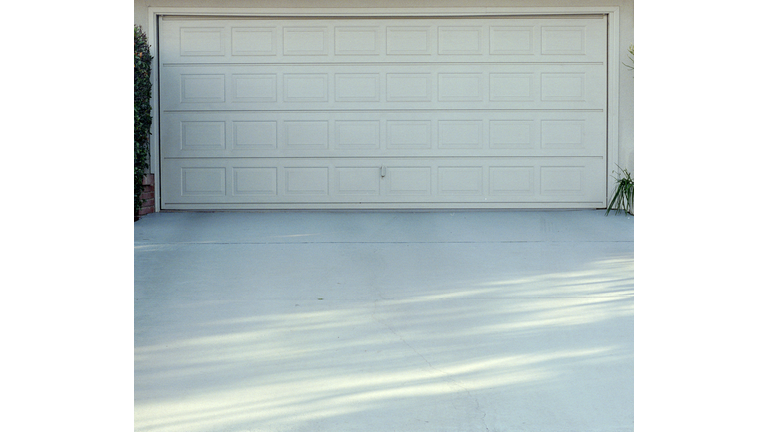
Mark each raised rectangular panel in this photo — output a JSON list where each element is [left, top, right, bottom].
[[283, 27, 328, 56], [386, 74, 431, 101], [438, 26, 482, 55], [489, 167, 534, 195], [489, 73, 534, 101], [438, 167, 483, 195], [180, 28, 224, 56], [438, 74, 483, 102], [541, 166, 584, 194], [541, 73, 586, 101], [541, 120, 585, 149], [180, 74, 226, 103], [438, 121, 482, 149], [232, 28, 277, 56], [180, 121, 226, 151], [338, 168, 380, 195], [285, 167, 329, 195], [335, 27, 379, 55], [233, 121, 277, 150], [490, 27, 534, 55], [335, 74, 380, 102], [387, 167, 431, 195], [233, 168, 277, 195], [232, 74, 277, 102], [181, 167, 226, 196], [387, 121, 431, 149], [284, 74, 328, 102], [284, 121, 329, 149], [489, 121, 534, 148], [336, 121, 380, 149], [387, 27, 431, 55], [542, 26, 587, 55]]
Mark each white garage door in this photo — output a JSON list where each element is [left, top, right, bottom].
[[158, 15, 607, 209]]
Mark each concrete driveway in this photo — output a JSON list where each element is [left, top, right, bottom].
[[134, 210, 633, 432]]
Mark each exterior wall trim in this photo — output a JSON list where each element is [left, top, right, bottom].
[[146, 6, 621, 211]]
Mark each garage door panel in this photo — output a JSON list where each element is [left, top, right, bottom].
[[232, 73, 278, 102], [178, 26, 227, 57], [490, 166, 535, 196], [438, 167, 484, 196], [336, 74, 381, 102], [336, 121, 381, 149], [335, 26, 381, 56], [232, 167, 278, 196], [337, 167, 381, 195], [282, 26, 331, 56], [284, 167, 330, 195], [161, 64, 605, 111], [160, 17, 606, 64], [231, 26, 279, 56], [162, 111, 605, 159], [162, 158, 605, 207]]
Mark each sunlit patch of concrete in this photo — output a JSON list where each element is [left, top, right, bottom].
[[135, 211, 633, 432]]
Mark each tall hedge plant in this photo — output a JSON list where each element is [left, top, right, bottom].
[[135, 25, 153, 212]]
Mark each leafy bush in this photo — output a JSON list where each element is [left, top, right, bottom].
[[135, 25, 153, 212]]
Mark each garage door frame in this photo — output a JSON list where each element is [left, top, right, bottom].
[[146, 6, 622, 211]]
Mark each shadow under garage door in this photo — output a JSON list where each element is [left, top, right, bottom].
[[158, 15, 608, 210]]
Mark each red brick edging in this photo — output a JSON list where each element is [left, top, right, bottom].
[[135, 174, 155, 221]]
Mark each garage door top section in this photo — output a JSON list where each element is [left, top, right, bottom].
[[161, 16, 606, 64], [159, 16, 607, 210]]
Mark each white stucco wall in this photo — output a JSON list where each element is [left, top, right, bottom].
[[134, 0, 633, 181]]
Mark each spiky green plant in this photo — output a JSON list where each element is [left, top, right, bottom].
[[624, 44, 634, 70], [606, 166, 633, 216]]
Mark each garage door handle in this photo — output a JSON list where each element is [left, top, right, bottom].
[[380, 165, 386, 178]]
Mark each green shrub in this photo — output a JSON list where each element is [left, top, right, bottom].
[[135, 25, 153, 213]]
